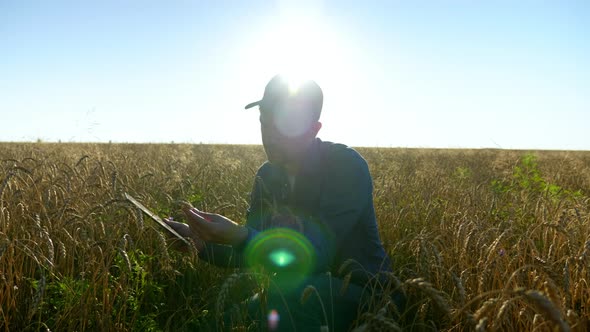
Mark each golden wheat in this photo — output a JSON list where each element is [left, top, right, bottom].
[[0, 143, 589, 330]]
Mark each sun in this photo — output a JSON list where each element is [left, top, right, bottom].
[[273, 17, 351, 86], [269, 18, 324, 78], [240, 13, 359, 100]]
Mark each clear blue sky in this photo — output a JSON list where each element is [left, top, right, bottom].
[[1, 0, 588, 150]]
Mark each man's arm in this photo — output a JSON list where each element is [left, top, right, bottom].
[[305, 148, 371, 273], [164, 215, 247, 268], [192, 165, 272, 268]]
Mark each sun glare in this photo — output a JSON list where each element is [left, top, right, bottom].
[[271, 17, 345, 84], [236, 7, 364, 143], [240, 12, 360, 100]]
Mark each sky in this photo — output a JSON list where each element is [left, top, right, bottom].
[[1, 0, 589, 150]]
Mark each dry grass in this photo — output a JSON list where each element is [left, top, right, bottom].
[[0, 142, 589, 331]]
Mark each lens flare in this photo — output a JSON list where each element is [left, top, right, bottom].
[[268, 309, 280, 330], [285, 75, 305, 95], [244, 228, 315, 289], [273, 107, 310, 138], [269, 250, 295, 267]]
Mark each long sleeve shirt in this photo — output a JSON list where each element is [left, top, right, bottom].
[[198, 138, 392, 286]]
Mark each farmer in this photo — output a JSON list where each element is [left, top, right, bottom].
[[165, 74, 396, 331]]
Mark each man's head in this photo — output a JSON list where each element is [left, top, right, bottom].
[[245, 74, 323, 169]]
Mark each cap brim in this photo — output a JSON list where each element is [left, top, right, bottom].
[[245, 100, 262, 110]]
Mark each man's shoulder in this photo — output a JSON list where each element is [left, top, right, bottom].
[[319, 140, 368, 169], [255, 161, 274, 177], [254, 161, 287, 186]]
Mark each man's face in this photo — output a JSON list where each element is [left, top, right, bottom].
[[260, 111, 311, 167]]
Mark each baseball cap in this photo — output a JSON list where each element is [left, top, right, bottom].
[[245, 74, 323, 123]]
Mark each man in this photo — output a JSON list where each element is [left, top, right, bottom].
[[166, 74, 394, 331]]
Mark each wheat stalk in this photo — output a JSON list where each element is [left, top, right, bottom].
[[28, 272, 47, 321], [0, 169, 15, 202], [473, 297, 498, 322], [517, 289, 570, 332], [43, 228, 54, 267], [475, 317, 488, 332], [299, 284, 329, 329], [340, 272, 352, 296], [360, 312, 402, 332], [117, 247, 132, 272], [216, 273, 240, 325], [451, 271, 466, 305], [404, 278, 452, 318]]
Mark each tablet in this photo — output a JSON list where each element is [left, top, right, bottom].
[[124, 192, 191, 246]]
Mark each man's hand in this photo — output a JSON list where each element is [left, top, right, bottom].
[[181, 205, 248, 247], [163, 217, 205, 251]]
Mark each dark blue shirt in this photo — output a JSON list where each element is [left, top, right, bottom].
[[200, 138, 392, 285]]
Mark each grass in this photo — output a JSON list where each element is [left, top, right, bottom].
[[0, 142, 589, 331]]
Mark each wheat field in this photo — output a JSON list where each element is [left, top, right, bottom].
[[0, 142, 589, 331]]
